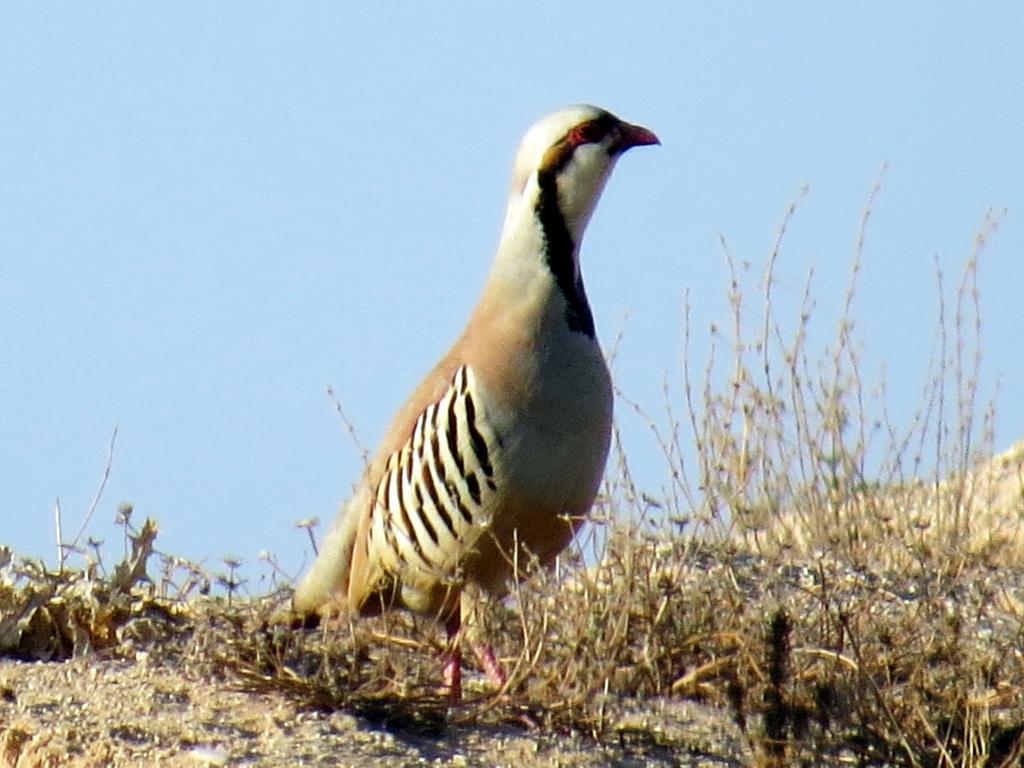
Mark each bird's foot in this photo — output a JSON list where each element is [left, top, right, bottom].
[[442, 646, 462, 701]]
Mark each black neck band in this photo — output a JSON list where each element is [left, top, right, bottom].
[[536, 169, 595, 338]]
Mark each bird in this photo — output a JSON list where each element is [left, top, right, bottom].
[[290, 104, 658, 698]]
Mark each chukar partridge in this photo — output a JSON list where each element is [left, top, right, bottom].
[[292, 104, 658, 697]]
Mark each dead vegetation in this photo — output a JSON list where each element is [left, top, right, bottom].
[[2, 186, 1023, 766]]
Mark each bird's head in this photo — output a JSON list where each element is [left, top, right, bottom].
[[505, 104, 659, 244]]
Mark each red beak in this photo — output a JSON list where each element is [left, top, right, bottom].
[[617, 121, 660, 152]]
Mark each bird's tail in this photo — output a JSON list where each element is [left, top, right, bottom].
[[282, 485, 369, 621]]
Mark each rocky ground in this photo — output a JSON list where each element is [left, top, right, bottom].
[[2, 542, 1022, 767], [5, 441, 1024, 766], [0, 654, 750, 767]]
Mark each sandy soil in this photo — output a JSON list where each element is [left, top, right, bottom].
[[0, 653, 748, 767]]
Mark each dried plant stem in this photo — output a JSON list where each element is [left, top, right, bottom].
[[54, 497, 64, 571], [67, 426, 120, 558]]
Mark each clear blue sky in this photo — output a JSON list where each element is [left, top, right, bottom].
[[2, 4, 1021, 588]]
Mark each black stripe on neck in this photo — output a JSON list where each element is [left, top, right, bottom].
[[536, 167, 596, 338]]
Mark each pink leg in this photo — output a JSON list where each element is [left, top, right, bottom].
[[442, 612, 462, 701], [472, 643, 507, 689]]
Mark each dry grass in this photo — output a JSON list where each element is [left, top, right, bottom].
[[3, 185, 1023, 766], [4, 510, 1021, 765]]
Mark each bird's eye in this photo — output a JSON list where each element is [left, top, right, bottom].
[[568, 121, 606, 146]]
